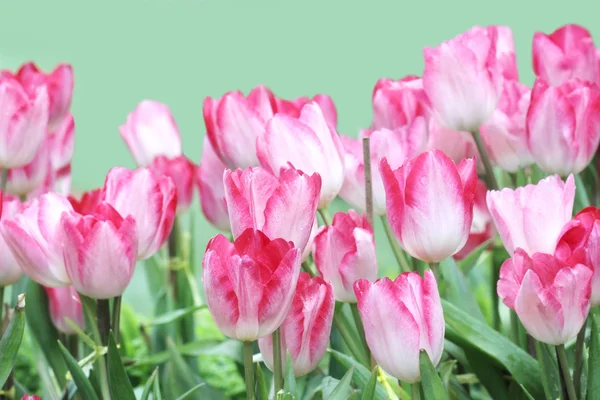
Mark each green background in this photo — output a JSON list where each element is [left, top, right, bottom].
[[0, 0, 593, 314]]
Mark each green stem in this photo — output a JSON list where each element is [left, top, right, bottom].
[[575, 173, 592, 212], [510, 310, 520, 346], [0, 169, 7, 193], [557, 344, 578, 400], [471, 129, 499, 190], [491, 256, 501, 331], [243, 341, 255, 400], [410, 382, 421, 400], [362, 136, 374, 227], [318, 208, 332, 226], [112, 295, 122, 344], [0, 286, 4, 333], [428, 262, 439, 281], [573, 318, 588, 396], [332, 304, 369, 367], [272, 328, 283, 394], [96, 299, 111, 346], [380, 216, 411, 273], [350, 303, 370, 364]]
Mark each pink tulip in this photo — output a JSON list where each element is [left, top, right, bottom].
[[104, 167, 176, 260], [21, 395, 41, 400], [498, 249, 591, 345], [425, 118, 480, 166], [480, 80, 533, 173], [62, 202, 137, 299], [119, 100, 182, 167], [526, 78, 600, 175], [371, 76, 430, 130], [486, 174, 575, 256], [224, 166, 320, 253], [0, 195, 25, 286], [313, 210, 378, 302], [258, 102, 345, 208], [0, 74, 49, 169], [202, 228, 301, 341], [258, 273, 334, 377], [354, 271, 444, 383], [6, 139, 50, 196], [274, 94, 337, 128], [149, 155, 196, 213], [1, 193, 76, 287], [488, 25, 519, 80], [533, 24, 599, 86], [68, 188, 104, 216], [49, 113, 75, 182], [198, 137, 230, 232], [423, 26, 505, 132], [380, 150, 477, 263], [45, 286, 84, 334]]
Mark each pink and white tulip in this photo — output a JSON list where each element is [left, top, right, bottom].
[[149, 155, 196, 213], [274, 94, 337, 128], [0, 195, 25, 286], [49, 113, 75, 182], [6, 139, 50, 196], [45, 286, 85, 334], [371, 76, 430, 130], [198, 137, 230, 232], [425, 118, 479, 166], [68, 188, 104, 216]]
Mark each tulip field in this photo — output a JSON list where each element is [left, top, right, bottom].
[[3, 21, 600, 400]]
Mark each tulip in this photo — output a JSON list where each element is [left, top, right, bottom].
[[202, 228, 301, 341], [258, 102, 345, 208], [68, 188, 104, 215], [486, 174, 575, 256], [49, 113, 75, 182], [21, 396, 41, 400], [1, 193, 76, 287], [274, 94, 337, 128], [103, 167, 176, 260], [0, 195, 25, 287], [149, 155, 196, 213], [488, 25, 519, 80], [380, 150, 477, 263], [5, 139, 50, 196], [354, 271, 445, 383], [45, 286, 84, 334], [371, 76, 430, 130], [533, 24, 599, 86], [198, 137, 230, 232], [497, 249, 591, 345], [526, 78, 600, 175], [258, 273, 334, 377], [224, 166, 320, 253], [62, 202, 137, 299], [425, 118, 479, 166], [119, 100, 182, 167]]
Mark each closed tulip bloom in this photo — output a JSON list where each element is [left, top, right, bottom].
[[202, 228, 301, 341], [6, 140, 50, 196], [258, 102, 345, 208], [68, 188, 104, 215], [1, 193, 76, 287], [498, 249, 591, 345], [425, 118, 480, 166], [274, 94, 337, 128], [488, 25, 519, 80], [119, 100, 182, 167], [198, 137, 230, 231], [380, 150, 477, 263], [0, 195, 25, 286], [371, 76, 430, 130], [49, 113, 75, 182], [313, 210, 378, 302], [526, 78, 600, 175], [104, 167, 177, 260], [149, 155, 197, 213], [258, 273, 334, 377], [224, 167, 320, 253], [533, 24, 599, 86], [354, 271, 444, 383], [62, 202, 137, 299], [45, 286, 84, 334], [486, 174, 575, 256], [21, 395, 41, 400]]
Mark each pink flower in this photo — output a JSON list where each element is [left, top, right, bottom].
[[45, 286, 84, 334], [274, 94, 337, 128], [480, 80, 533, 173], [425, 118, 479, 166], [21, 395, 42, 400], [313, 211, 378, 302], [49, 113, 75, 182], [487, 25, 519, 80], [532, 24, 599, 86], [486, 174, 575, 256], [354, 271, 445, 383], [526, 78, 600, 175], [68, 188, 104, 215], [119, 100, 182, 167], [258, 273, 334, 377], [0, 195, 25, 286], [103, 167, 176, 260], [6, 139, 50, 196], [62, 203, 137, 299], [258, 102, 345, 207], [371, 76, 430, 130], [498, 249, 591, 345], [1, 193, 76, 287], [380, 150, 477, 262], [198, 137, 230, 232], [202, 228, 301, 341], [149, 155, 197, 213], [224, 167, 320, 253]]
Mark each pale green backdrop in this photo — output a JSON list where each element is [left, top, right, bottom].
[[0, 0, 594, 313]]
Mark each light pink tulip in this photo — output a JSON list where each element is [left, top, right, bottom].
[[49, 113, 75, 182], [45, 286, 84, 334], [258, 102, 345, 208], [198, 137, 230, 232], [380, 150, 477, 263], [498, 249, 591, 345], [0, 195, 25, 286], [202, 228, 301, 341], [313, 210, 378, 302], [62, 202, 137, 299], [486, 174, 575, 256], [224, 166, 320, 253], [533, 24, 598, 86], [149, 155, 196, 213], [425, 118, 479, 166], [487, 25, 519, 80], [354, 271, 445, 383], [6, 139, 50, 196], [119, 100, 182, 167], [274, 94, 337, 128], [104, 167, 177, 260], [371, 76, 430, 130], [526, 78, 600, 175], [68, 188, 104, 216], [258, 273, 334, 377]]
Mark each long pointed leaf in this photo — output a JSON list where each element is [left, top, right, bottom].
[[327, 366, 354, 400], [58, 341, 100, 400], [0, 294, 25, 387], [329, 349, 389, 399], [419, 350, 448, 400], [588, 314, 600, 400], [440, 258, 485, 322], [141, 368, 159, 400], [361, 367, 378, 400], [107, 332, 136, 400]]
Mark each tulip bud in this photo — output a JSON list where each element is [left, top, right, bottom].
[[149, 155, 197, 213], [202, 228, 301, 341], [275, 94, 337, 128], [354, 271, 445, 383], [0, 195, 25, 287], [198, 137, 230, 232], [45, 286, 84, 334], [371, 76, 430, 130], [6, 137, 51, 196]]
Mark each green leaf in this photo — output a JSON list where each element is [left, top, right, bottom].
[[465, 350, 509, 400], [175, 383, 207, 400], [58, 341, 100, 400], [329, 349, 388, 399], [146, 305, 206, 326], [440, 258, 485, 322], [107, 332, 136, 400], [520, 385, 536, 400], [419, 350, 448, 400], [153, 369, 163, 400], [588, 314, 600, 400], [457, 239, 493, 275], [141, 368, 159, 400], [256, 362, 270, 400], [284, 352, 297, 397], [326, 366, 354, 400], [438, 360, 455, 390], [361, 366, 378, 400], [0, 293, 26, 387], [536, 341, 561, 400]]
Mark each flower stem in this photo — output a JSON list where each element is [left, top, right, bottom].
[[573, 317, 588, 396], [272, 328, 283, 394], [410, 382, 421, 400], [362, 137, 374, 226], [428, 262, 439, 281], [380, 216, 411, 273], [243, 341, 255, 400], [0, 286, 4, 333], [112, 295, 122, 344], [556, 344, 578, 400], [350, 303, 370, 364], [0, 169, 7, 192], [96, 299, 111, 346], [471, 129, 499, 190], [318, 208, 332, 226]]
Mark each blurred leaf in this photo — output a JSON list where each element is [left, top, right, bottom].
[[465, 350, 509, 400], [132, 339, 243, 367], [440, 258, 485, 322], [145, 250, 167, 295], [329, 322, 348, 379], [107, 332, 136, 400], [140, 368, 158, 400], [324, 366, 353, 400], [438, 360, 456, 391], [588, 314, 600, 400], [147, 305, 206, 326], [302, 375, 324, 400], [519, 384, 536, 400], [419, 350, 448, 400], [361, 366, 378, 400], [153, 370, 163, 400], [535, 341, 561, 400], [58, 341, 100, 400], [256, 362, 270, 400], [0, 294, 25, 387], [329, 350, 388, 399], [175, 383, 206, 400], [284, 352, 297, 397], [457, 240, 493, 276]]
